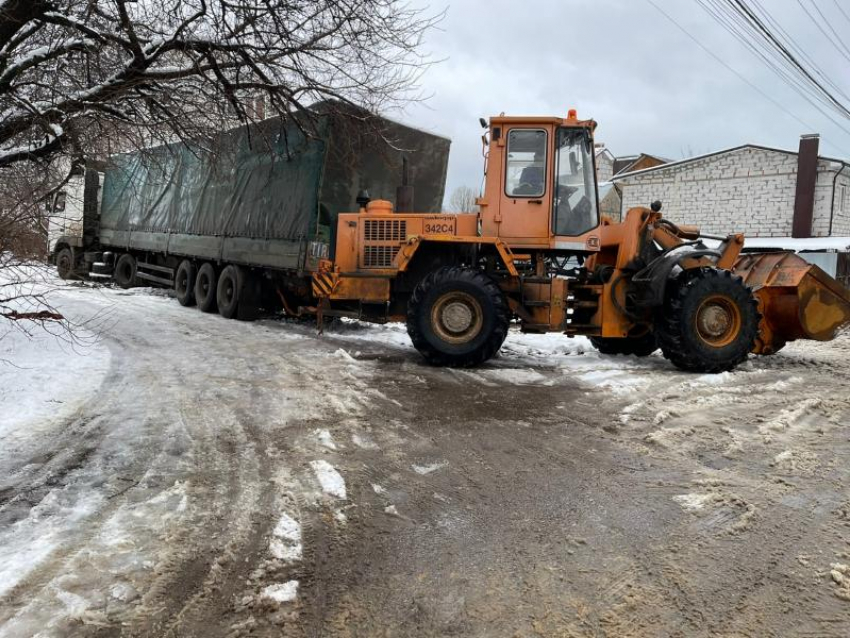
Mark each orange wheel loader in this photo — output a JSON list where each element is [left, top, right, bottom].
[[308, 110, 850, 372]]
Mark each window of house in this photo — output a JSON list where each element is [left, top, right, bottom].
[[839, 184, 847, 214], [505, 129, 547, 198]]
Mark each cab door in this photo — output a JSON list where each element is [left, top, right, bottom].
[[496, 127, 552, 244]]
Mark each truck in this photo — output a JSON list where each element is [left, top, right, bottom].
[[49, 106, 850, 372], [49, 104, 451, 319]]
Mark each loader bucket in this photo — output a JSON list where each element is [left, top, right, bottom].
[[733, 251, 850, 354]]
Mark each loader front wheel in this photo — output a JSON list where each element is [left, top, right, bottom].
[[589, 331, 658, 357], [407, 266, 509, 367], [657, 268, 758, 373]]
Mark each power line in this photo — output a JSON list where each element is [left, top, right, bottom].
[[795, 0, 850, 64], [725, 0, 850, 120], [833, 0, 850, 25], [696, 0, 850, 135], [749, 0, 850, 103], [641, 0, 850, 156]]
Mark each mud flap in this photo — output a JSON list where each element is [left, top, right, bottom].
[[733, 252, 850, 354], [236, 267, 263, 321]]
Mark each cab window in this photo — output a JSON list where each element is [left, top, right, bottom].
[[505, 129, 547, 198], [553, 128, 599, 236]]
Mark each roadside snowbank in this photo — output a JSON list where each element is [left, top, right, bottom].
[[0, 321, 110, 442]]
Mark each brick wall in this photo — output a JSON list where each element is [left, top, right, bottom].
[[615, 146, 846, 237], [596, 153, 614, 182], [826, 170, 850, 235], [599, 185, 622, 221]]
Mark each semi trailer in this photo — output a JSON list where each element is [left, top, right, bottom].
[[50, 107, 850, 372], [49, 105, 451, 319]]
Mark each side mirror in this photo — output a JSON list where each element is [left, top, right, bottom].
[[650, 200, 662, 212], [479, 117, 488, 129]]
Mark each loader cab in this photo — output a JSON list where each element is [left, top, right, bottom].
[[480, 113, 601, 252]]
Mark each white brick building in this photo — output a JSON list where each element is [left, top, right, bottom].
[[595, 146, 614, 182], [612, 142, 850, 237]]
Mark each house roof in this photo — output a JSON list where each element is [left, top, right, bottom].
[[611, 143, 848, 181], [613, 153, 669, 175], [612, 155, 639, 175], [595, 146, 614, 161]]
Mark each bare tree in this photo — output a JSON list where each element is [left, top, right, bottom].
[[448, 185, 479, 213], [0, 0, 439, 170], [0, 0, 438, 332]]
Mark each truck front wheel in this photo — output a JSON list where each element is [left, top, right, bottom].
[[175, 260, 197, 307], [656, 268, 759, 373], [56, 248, 75, 280], [407, 266, 509, 367]]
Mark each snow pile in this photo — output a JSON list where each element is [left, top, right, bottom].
[[0, 486, 105, 598], [269, 513, 302, 562], [412, 461, 448, 475], [0, 321, 110, 444], [673, 493, 717, 511], [742, 236, 850, 252], [330, 321, 666, 393], [261, 580, 299, 603], [310, 459, 346, 499], [315, 429, 337, 450]]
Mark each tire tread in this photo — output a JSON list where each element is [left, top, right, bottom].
[[406, 266, 509, 367], [656, 268, 759, 373]]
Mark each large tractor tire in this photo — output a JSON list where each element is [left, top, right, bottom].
[[589, 331, 658, 357], [656, 268, 759, 373], [56, 248, 75, 280], [113, 253, 137, 289], [216, 264, 240, 318], [175, 259, 197, 307], [195, 262, 218, 313], [407, 266, 509, 367]]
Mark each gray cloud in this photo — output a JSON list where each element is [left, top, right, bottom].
[[392, 0, 850, 204]]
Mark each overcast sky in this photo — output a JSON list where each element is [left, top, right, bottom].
[[393, 0, 850, 204]]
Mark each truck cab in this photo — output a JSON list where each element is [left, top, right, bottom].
[[47, 168, 102, 278]]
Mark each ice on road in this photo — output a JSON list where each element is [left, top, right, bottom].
[[0, 276, 848, 637]]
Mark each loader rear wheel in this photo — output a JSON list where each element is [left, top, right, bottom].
[[195, 263, 217, 313], [407, 266, 509, 367], [589, 331, 658, 357], [657, 268, 758, 373], [175, 260, 196, 307]]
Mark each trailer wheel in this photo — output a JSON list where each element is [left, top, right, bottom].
[[657, 268, 758, 373], [195, 263, 217, 313], [175, 260, 197, 307], [217, 264, 240, 318], [589, 331, 658, 357], [56, 248, 75, 280], [407, 266, 509, 367], [114, 253, 137, 289]]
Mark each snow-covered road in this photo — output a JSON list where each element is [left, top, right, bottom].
[[1, 278, 849, 637]]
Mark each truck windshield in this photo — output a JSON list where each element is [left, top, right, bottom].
[[552, 128, 599, 236]]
